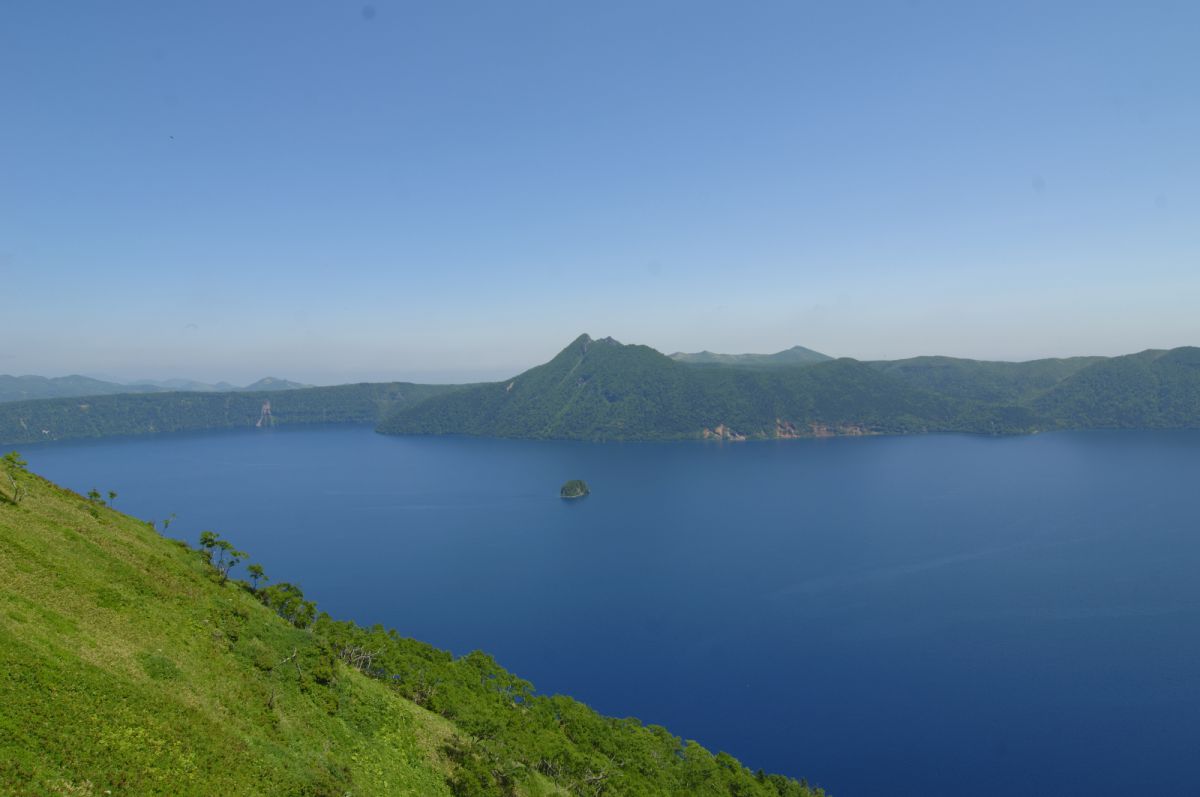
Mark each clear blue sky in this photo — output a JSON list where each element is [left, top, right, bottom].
[[2, 1, 1197, 384]]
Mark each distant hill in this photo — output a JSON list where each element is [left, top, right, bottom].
[[0, 374, 164, 403], [1, 374, 312, 404], [127, 378, 241, 392], [238, 377, 310, 392], [0, 382, 464, 446], [380, 334, 1200, 442], [670, 345, 832, 367], [9, 339, 1200, 446], [379, 334, 1037, 441]]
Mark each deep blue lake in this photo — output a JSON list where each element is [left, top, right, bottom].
[[23, 426, 1200, 796]]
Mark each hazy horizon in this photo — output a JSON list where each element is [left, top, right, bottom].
[[3, 332, 1193, 387], [4, 2, 1198, 384]]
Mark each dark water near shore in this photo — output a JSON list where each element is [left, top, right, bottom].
[[25, 426, 1200, 796]]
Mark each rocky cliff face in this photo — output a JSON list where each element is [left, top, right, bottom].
[[702, 424, 747, 441], [703, 419, 875, 440]]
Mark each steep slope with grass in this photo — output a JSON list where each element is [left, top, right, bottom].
[[0, 382, 465, 447], [0, 457, 824, 797], [0, 462, 459, 796], [380, 335, 1038, 440]]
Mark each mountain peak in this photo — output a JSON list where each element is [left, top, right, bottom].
[[560, 333, 623, 358]]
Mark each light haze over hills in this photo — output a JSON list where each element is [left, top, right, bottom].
[[6, 333, 1200, 439], [670, 346, 833, 367], [0, 374, 310, 404], [3, 3, 1198, 383]]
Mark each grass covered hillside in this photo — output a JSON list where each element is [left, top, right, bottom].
[[380, 335, 1038, 441], [0, 456, 824, 797], [0, 382, 465, 447]]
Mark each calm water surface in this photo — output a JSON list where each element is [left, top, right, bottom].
[[25, 427, 1200, 796]]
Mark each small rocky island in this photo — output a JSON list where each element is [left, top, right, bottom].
[[560, 479, 590, 499]]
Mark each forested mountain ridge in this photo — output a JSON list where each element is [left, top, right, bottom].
[[0, 374, 165, 403], [380, 336, 1200, 441], [6, 338, 1200, 447], [1032, 346, 1200, 428], [0, 373, 311, 403], [379, 335, 1041, 440], [0, 460, 824, 797], [865, 355, 1105, 404], [0, 382, 464, 446]]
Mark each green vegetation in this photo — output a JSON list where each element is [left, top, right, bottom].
[[1031, 347, 1200, 428], [0, 463, 824, 796], [380, 334, 1040, 441], [381, 335, 1200, 441], [0, 382, 465, 447], [560, 480, 589, 499], [866, 355, 1104, 404], [8, 337, 1200, 448], [246, 562, 267, 591], [0, 451, 28, 505]]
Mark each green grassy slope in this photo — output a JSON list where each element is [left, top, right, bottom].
[[0, 459, 824, 797], [0, 382, 465, 447], [380, 335, 1038, 440], [0, 465, 458, 796]]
